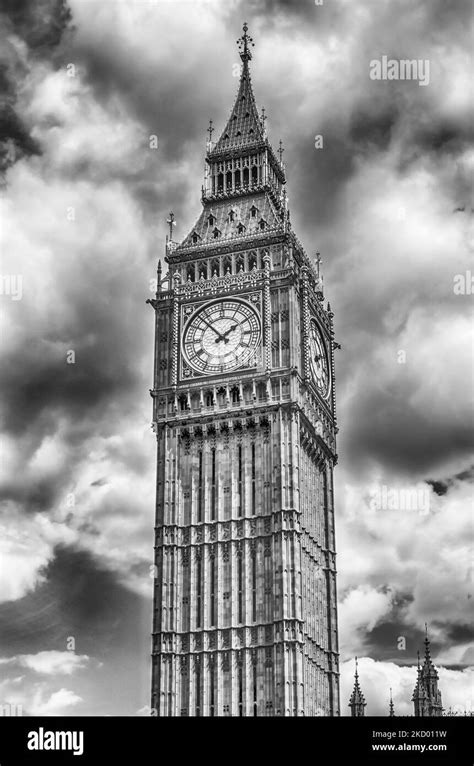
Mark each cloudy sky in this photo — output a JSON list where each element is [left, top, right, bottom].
[[0, 0, 472, 717]]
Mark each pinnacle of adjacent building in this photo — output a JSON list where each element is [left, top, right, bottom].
[[211, 23, 265, 155], [349, 658, 366, 709], [389, 688, 395, 717], [421, 625, 439, 678]]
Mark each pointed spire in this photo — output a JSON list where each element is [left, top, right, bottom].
[[424, 623, 432, 665], [349, 657, 367, 716], [389, 688, 395, 717], [211, 23, 264, 155]]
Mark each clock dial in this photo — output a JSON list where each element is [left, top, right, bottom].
[[309, 320, 330, 398], [183, 299, 261, 375]]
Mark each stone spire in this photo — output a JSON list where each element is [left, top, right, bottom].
[[212, 23, 265, 154], [389, 688, 395, 717], [349, 657, 367, 717], [412, 626, 443, 717]]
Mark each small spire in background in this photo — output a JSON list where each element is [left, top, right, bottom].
[[389, 688, 395, 717]]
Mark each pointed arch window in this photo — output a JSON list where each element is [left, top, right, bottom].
[[245, 111, 250, 118], [228, 210, 235, 222], [237, 222, 245, 235], [249, 128, 254, 135], [236, 131, 242, 137], [213, 227, 221, 239], [208, 213, 215, 226], [259, 219, 267, 231], [249, 251, 258, 270], [250, 205, 258, 218]]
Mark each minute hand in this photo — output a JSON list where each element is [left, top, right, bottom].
[[202, 317, 225, 341]]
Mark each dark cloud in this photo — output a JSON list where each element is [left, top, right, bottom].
[[0, 0, 71, 174]]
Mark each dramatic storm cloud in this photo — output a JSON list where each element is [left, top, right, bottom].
[[0, 0, 472, 715]]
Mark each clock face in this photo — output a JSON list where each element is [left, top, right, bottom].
[[182, 299, 261, 375], [309, 320, 330, 398]]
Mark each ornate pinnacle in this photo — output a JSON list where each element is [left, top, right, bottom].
[[207, 119, 214, 143], [278, 139, 284, 163], [166, 211, 176, 240], [389, 688, 395, 717], [237, 21, 254, 62]]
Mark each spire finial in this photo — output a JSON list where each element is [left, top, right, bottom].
[[355, 656, 359, 678], [278, 139, 284, 163], [237, 22, 254, 62], [315, 251, 322, 280], [261, 106, 267, 131], [424, 624, 432, 664], [207, 119, 214, 143], [166, 211, 176, 240]]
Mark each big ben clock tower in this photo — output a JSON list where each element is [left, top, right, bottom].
[[149, 24, 340, 717]]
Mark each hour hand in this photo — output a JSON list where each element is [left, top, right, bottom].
[[215, 324, 238, 343]]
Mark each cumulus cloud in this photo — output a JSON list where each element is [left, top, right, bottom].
[[340, 658, 474, 716], [0, 650, 91, 675]]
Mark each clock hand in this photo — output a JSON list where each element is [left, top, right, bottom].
[[215, 324, 238, 343], [202, 317, 225, 341]]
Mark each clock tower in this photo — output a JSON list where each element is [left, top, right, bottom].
[[149, 24, 340, 716]]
